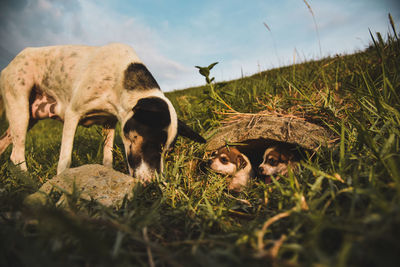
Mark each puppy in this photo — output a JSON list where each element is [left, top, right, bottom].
[[209, 147, 254, 191], [258, 144, 300, 182], [0, 43, 205, 182]]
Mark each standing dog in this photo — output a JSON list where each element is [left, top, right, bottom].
[[209, 147, 254, 191], [0, 43, 205, 182]]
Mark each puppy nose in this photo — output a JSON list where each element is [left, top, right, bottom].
[[258, 166, 264, 174], [208, 159, 213, 165]]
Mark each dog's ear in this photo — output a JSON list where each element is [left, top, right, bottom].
[[178, 119, 206, 143], [132, 97, 171, 128], [279, 153, 288, 162], [237, 154, 247, 170]]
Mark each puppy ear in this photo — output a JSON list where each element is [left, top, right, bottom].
[[178, 119, 206, 143], [237, 155, 247, 170], [280, 151, 294, 162], [280, 153, 288, 162], [132, 97, 171, 128]]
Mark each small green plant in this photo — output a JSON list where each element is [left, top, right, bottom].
[[195, 62, 237, 112]]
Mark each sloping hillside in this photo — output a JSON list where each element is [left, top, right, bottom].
[[0, 24, 399, 266]]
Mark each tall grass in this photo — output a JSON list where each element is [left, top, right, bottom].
[[1, 18, 399, 266]]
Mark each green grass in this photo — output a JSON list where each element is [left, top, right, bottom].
[[1, 20, 400, 266]]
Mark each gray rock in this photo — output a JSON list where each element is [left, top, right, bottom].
[[25, 164, 138, 208]]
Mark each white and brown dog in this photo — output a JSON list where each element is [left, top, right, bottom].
[[209, 147, 254, 191], [258, 144, 300, 182], [0, 43, 205, 182]]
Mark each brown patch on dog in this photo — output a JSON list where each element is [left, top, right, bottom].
[[123, 63, 160, 91], [126, 131, 144, 152]]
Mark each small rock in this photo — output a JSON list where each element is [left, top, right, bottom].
[[25, 164, 138, 208]]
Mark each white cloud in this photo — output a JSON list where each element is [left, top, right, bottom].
[[37, 0, 51, 10]]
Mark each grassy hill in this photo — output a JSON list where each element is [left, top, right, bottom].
[[1, 22, 399, 266]]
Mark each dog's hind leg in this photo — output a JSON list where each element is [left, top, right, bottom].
[[57, 109, 80, 174], [102, 126, 115, 168], [0, 128, 12, 156]]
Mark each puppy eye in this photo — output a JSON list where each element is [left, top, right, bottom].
[[210, 151, 217, 158], [220, 157, 229, 164], [268, 158, 278, 166]]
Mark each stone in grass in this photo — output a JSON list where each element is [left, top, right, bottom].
[[25, 164, 138, 209]]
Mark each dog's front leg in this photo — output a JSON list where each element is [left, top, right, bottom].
[[57, 110, 80, 174], [102, 126, 115, 168]]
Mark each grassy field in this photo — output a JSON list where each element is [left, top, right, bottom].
[[1, 20, 399, 266]]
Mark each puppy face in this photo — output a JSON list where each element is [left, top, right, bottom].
[[123, 97, 174, 182], [258, 146, 292, 177], [209, 147, 252, 191], [209, 147, 247, 175]]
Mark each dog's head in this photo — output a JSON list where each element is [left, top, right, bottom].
[[209, 147, 248, 175], [209, 147, 252, 191], [258, 146, 293, 177], [122, 97, 205, 182]]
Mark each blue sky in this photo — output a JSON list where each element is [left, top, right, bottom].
[[0, 0, 399, 91]]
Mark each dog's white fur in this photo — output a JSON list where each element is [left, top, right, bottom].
[[209, 147, 254, 191], [0, 43, 178, 181]]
